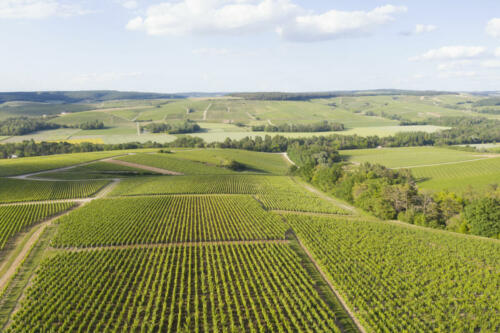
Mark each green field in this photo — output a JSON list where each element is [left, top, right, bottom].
[[0, 178, 109, 203], [116, 153, 237, 175], [9, 244, 344, 332], [341, 147, 500, 192], [0, 142, 498, 332], [342, 146, 489, 168], [285, 213, 500, 332], [171, 149, 289, 174], [0, 150, 151, 177], [412, 157, 500, 193], [0, 203, 74, 250], [52, 195, 288, 247]]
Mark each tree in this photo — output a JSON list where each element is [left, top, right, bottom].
[[464, 198, 500, 238]]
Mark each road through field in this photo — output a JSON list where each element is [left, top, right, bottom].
[[0, 179, 120, 293]]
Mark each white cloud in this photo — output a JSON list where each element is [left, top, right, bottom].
[[495, 47, 500, 57], [73, 72, 143, 83], [127, 0, 300, 36], [126, 1, 406, 42], [415, 24, 436, 34], [486, 18, 500, 38], [277, 5, 407, 42], [0, 0, 89, 19], [410, 46, 486, 61]]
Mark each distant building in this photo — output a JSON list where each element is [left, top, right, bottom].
[[10, 154, 18, 159]]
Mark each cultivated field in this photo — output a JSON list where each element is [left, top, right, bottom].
[[0, 144, 498, 332]]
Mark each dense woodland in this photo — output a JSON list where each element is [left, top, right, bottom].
[[251, 121, 344, 132], [141, 121, 201, 134], [0, 117, 60, 136]]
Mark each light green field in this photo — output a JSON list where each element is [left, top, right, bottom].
[[317, 94, 476, 121], [0, 150, 156, 177], [116, 153, 237, 175], [171, 149, 289, 174], [2, 128, 81, 143], [341, 147, 500, 193], [40, 161, 159, 180], [412, 157, 500, 193], [342, 147, 490, 168]]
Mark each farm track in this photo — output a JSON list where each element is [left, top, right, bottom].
[[0, 180, 119, 293], [104, 159, 183, 175], [51, 239, 289, 252], [282, 152, 296, 166], [203, 103, 212, 121], [294, 235, 367, 333], [0, 205, 81, 292], [293, 178, 357, 213]]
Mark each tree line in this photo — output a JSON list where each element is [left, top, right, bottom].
[[141, 121, 201, 134], [251, 121, 344, 133]]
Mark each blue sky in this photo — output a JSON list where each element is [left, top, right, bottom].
[[1, 0, 500, 92]]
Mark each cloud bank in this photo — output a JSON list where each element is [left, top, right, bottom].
[[411, 46, 486, 61], [126, 1, 407, 42]]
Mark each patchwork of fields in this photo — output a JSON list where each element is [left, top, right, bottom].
[[0, 148, 498, 332]]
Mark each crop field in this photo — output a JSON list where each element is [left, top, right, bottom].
[[0, 179, 109, 203], [0, 150, 142, 177], [341, 146, 489, 168], [52, 196, 288, 247], [171, 149, 289, 175], [412, 156, 500, 193], [0, 202, 75, 250], [116, 153, 237, 175], [9, 244, 343, 332], [256, 193, 348, 214], [285, 213, 500, 332], [40, 161, 158, 180]]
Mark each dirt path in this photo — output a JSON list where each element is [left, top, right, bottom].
[[246, 112, 256, 120], [392, 155, 499, 169], [104, 159, 183, 175], [281, 152, 296, 166], [203, 103, 212, 121], [53, 239, 289, 252], [294, 179, 357, 213], [0, 198, 91, 207], [295, 236, 367, 333], [0, 180, 119, 292], [267, 119, 275, 126], [136, 122, 141, 136], [0, 205, 81, 292]]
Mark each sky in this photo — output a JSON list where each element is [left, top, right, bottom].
[[1, 0, 500, 93]]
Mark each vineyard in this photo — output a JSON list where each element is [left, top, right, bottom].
[[116, 153, 237, 175], [0, 202, 75, 249], [285, 213, 500, 332], [0, 178, 109, 203], [9, 244, 343, 332], [256, 193, 348, 214], [41, 161, 158, 180], [52, 196, 288, 247], [0, 151, 137, 177]]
